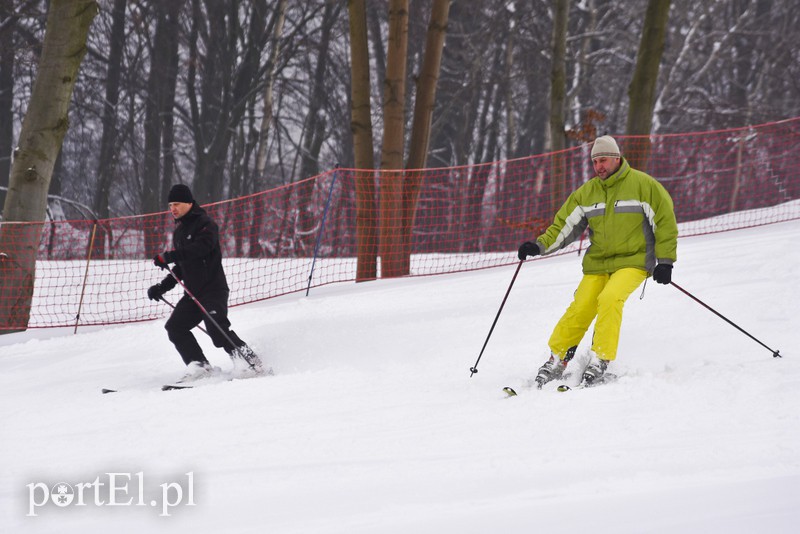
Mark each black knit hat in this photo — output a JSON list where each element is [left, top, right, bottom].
[[167, 184, 194, 204]]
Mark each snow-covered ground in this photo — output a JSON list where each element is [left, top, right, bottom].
[[2, 219, 798, 533]]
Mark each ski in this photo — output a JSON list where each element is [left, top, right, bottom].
[[557, 372, 618, 392], [503, 372, 619, 395], [102, 381, 223, 393], [502, 375, 551, 396], [162, 384, 194, 391], [102, 385, 190, 393], [102, 379, 230, 393], [102, 367, 272, 394]]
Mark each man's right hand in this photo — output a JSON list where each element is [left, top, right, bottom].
[[518, 241, 540, 260], [153, 253, 169, 269], [147, 284, 165, 301], [653, 264, 673, 285]]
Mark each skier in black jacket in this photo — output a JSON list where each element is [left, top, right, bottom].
[[147, 184, 264, 382]]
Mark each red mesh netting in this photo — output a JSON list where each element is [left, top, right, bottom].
[[1, 117, 799, 330]]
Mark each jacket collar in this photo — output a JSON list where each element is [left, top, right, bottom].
[[599, 158, 630, 188], [175, 202, 205, 224]]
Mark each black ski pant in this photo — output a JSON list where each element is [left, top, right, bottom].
[[165, 290, 246, 365]]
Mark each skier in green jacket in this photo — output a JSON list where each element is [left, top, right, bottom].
[[518, 135, 678, 388]]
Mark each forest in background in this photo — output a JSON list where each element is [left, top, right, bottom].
[[1, 0, 798, 223]]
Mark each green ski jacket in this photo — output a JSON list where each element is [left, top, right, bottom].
[[535, 158, 678, 275]]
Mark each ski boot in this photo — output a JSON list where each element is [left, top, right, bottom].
[[231, 345, 269, 376], [534, 346, 576, 389], [176, 361, 219, 383], [582, 353, 609, 386]]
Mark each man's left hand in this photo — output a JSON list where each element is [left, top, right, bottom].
[[653, 264, 672, 285]]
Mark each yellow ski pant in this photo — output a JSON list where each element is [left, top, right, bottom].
[[548, 267, 648, 361]]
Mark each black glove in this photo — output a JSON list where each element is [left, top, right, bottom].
[[147, 283, 166, 301], [653, 264, 672, 285], [518, 241, 540, 261], [153, 251, 173, 269]]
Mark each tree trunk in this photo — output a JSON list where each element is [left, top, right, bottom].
[[462, 50, 500, 251], [626, 0, 671, 170], [251, 0, 287, 258], [255, 0, 287, 182], [190, 0, 265, 204], [159, 0, 180, 206], [142, 1, 172, 255], [379, 0, 408, 278], [549, 0, 569, 212], [190, 0, 226, 203], [348, 0, 378, 281], [367, 2, 387, 112], [399, 0, 449, 275], [296, 1, 337, 255], [0, 0, 15, 211], [0, 0, 97, 332], [504, 18, 516, 161], [91, 0, 126, 259]]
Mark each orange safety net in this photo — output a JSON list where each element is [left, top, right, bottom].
[[1, 117, 799, 330]]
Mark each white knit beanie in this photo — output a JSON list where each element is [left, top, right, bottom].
[[591, 135, 621, 160]]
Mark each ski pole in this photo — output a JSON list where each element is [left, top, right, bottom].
[[73, 220, 98, 334], [162, 265, 238, 350], [670, 281, 781, 358], [159, 296, 209, 335], [306, 166, 339, 297], [469, 260, 524, 377]]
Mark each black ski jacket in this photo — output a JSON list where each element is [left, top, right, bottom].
[[159, 203, 229, 297]]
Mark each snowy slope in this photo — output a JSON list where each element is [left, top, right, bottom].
[[1, 219, 798, 534]]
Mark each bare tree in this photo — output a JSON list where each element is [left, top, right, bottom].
[[426, 0, 482, 168], [90, 0, 126, 259], [550, 0, 570, 211], [626, 0, 671, 169], [399, 0, 450, 275], [248, 0, 287, 258], [296, 1, 339, 254], [142, 0, 180, 255], [0, 0, 97, 332], [159, 1, 180, 206], [255, 0, 288, 185], [92, 0, 126, 219], [379, 0, 408, 278], [348, 0, 378, 281], [367, 1, 387, 119], [0, 0, 14, 209], [187, 0, 269, 204], [2, 0, 798, 252]]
